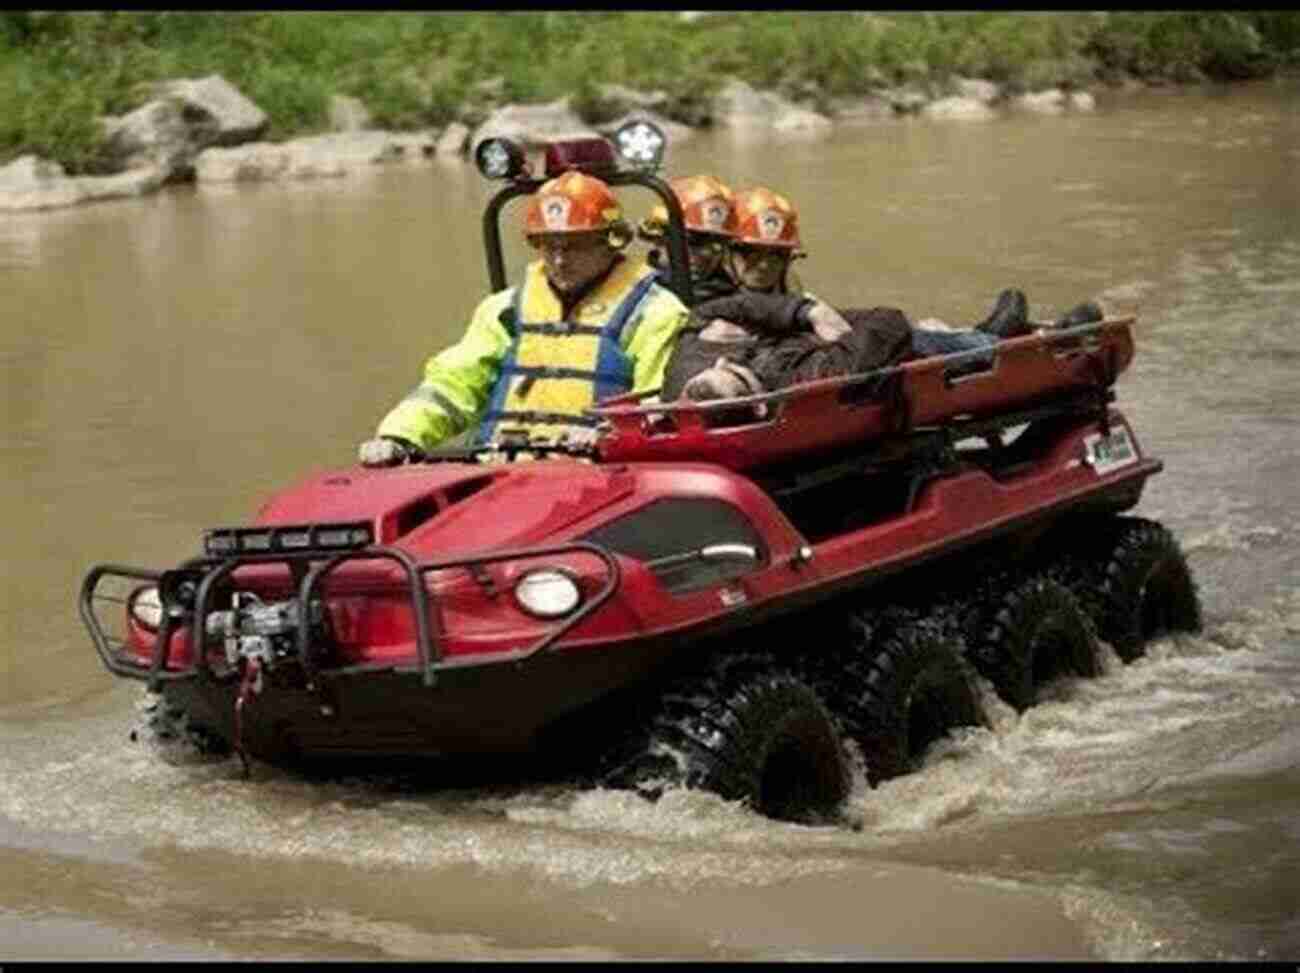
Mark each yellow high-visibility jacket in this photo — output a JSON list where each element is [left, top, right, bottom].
[[377, 257, 690, 450]]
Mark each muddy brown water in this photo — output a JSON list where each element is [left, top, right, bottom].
[[2, 80, 1299, 960]]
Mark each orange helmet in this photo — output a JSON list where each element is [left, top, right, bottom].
[[732, 186, 801, 249], [524, 171, 626, 238], [639, 174, 737, 241]]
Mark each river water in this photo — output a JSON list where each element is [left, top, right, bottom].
[[1, 80, 1298, 960]]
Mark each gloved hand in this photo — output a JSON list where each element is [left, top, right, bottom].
[[358, 436, 417, 467], [555, 424, 603, 451], [802, 300, 852, 342], [695, 293, 808, 335]]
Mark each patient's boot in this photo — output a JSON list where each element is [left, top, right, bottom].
[[1053, 300, 1105, 329], [974, 288, 1031, 339]]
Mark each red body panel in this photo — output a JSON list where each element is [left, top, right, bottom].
[[123, 413, 1152, 674]]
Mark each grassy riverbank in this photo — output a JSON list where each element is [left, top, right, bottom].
[[4, 11, 1299, 173]]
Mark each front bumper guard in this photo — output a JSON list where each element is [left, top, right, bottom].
[[80, 540, 621, 691]]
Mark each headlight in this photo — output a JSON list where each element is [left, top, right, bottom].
[[513, 569, 582, 619], [475, 137, 527, 181], [613, 119, 665, 169], [129, 586, 164, 630]]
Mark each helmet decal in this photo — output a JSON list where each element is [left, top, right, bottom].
[[700, 198, 729, 232], [757, 209, 785, 241], [541, 195, 572, 231]]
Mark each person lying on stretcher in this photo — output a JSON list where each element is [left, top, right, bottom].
[[661, 288, 1107, 407]]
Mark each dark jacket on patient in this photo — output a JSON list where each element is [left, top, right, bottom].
[[660, 292, 914, 402]]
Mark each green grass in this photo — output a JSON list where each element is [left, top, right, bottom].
[[2, 11, 1298, 174]]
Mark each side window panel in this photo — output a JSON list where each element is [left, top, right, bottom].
[[581, 498, 767, 595]]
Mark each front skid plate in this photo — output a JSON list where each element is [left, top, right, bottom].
[[167, 635, 679, 761]]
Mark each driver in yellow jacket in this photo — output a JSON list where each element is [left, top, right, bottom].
[[359, 171, 692, 465]]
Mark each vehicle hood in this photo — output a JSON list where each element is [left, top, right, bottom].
[[254, 461, 637, 557]]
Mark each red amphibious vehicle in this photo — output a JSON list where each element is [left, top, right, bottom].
[[81, 124, 1201, 823]]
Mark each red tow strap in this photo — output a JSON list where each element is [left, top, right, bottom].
[[233, 657, 263, 779]]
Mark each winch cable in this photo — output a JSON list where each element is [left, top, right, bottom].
[[233, 656, 264, 779]]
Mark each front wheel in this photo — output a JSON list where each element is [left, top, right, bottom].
[[601, 653, 851, 823], [131, 689, 232, 766]]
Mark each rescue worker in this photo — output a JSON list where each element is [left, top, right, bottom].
[[661, 185, 902, 402], [358, 171, 691, 465], [724, 185, 809, 296], [637, 173, 740, 303]]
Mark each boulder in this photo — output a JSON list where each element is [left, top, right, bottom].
[[193, 143, 292, 183], [77, 166, 171, 204], [469, 100, 600, 155], [1015, 89, 1067, 114], [329, 94, 373, 132], [194, 132, 404, 183], [1069, 91, 1097, 112], [153, 75, 268, 147], [880, 86, 931, 115], [828, 94, 895, 124], [0, 155, 83, 212], [0, 154, 168, 212], [388, 132, 436, 160], [99, 74, 268, 180], [712, 80, 832, 132], [99, 99, 198, 175], [595, 84, 670, 118], [0, 153, 66, 189], [435, 122, 470, 157], [922, 96, 998, 122], [954, 77, 1001, 104]]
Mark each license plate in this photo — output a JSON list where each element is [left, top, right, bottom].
[[1084, 426, 1138, 474]]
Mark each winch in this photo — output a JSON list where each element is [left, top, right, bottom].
[[206, 592, 326, 669]]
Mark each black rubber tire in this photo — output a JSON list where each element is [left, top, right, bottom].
[[131, 689, 232, 766], [969, 575, 1104, 711], [835, 608, 985, 786], [601, 653, 851, 823], [1048, 516, 1202, 662]]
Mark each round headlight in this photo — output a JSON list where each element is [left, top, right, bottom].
[[514, 569, 582, 619], [129, 586, 164, 630], [475, 137, 526, 181], [613, 119, 665, 169]]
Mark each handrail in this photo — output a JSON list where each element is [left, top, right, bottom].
[[298, 546, 434, 686], [79, 564, 164, 680]]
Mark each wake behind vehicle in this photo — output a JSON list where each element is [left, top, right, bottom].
[[80, 122, 1202, 823]]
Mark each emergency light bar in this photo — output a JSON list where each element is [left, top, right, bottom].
[[543, 138, 618, 178], [204, 522, 374, 557]]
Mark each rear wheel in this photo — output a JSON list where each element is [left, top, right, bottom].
[[131, 689, 232, 766], [1051, 516, 1202, 661], [601, 653, 851, 823], [970, 576, 1103, 711]]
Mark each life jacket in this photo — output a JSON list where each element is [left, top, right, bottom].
[[476, 257, 660, 445]]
